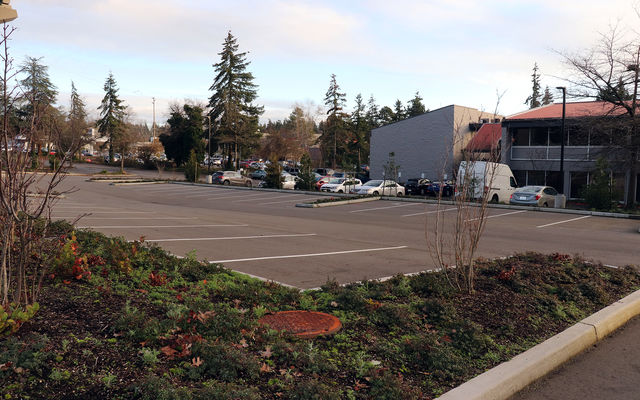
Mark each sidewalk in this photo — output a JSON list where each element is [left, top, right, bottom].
[[511, 315, 640, 400]]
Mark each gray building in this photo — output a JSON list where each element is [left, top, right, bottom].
[[501, 101, 637, 203], [370, 105, 500, 181]]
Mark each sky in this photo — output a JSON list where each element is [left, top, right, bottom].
[[9, 0, 640, 126]]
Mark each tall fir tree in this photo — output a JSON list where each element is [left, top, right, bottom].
[[366, 95, 380, 129], [350, 93, 369, 168], [19, 56, 58, 156], [525, 63, 542, 109], [320, 74, 348, 169], [208, 31, 263, 169], [96, 72, 126, 165], [406, 91, 426, 117], [541, 85, 554, 106], [65, 81, 88, 153], [392, 99, 405, 121]]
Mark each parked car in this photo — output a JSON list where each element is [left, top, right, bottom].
[[285, 167, 300, 176], [509, 185, 558, 207], [320, 178, 362, 193], [426, 181, 454, 197], [282, 174, 299, 190], [315, 175, 333, 190], [353, 180, 404, 196], [213, 171, 253, 187], [404, 178, 432, 195], [314, 168, 334, 177], [250, 169, 266, 180]]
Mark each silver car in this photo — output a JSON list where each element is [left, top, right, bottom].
[[509, 185, 558, 207], [354, 180, 405, 196]]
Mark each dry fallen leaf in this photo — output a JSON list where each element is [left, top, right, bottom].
[[259, 346, 273, 358], [191, 356, 203, 367]]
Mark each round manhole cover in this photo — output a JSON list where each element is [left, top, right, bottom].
[[259, 311, 342, 338]]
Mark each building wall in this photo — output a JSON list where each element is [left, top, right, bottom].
[[370, 105, 498, 181]]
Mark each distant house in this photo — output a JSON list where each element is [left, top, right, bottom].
[[370, 105, 500, 181], [501, 101, 637, 202]]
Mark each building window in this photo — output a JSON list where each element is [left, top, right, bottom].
[[512, 128, 529, 146], [590, 127, 610, 146], [528, 170, 546, 185], [530, 127, 548, 146], [567, 127, 588, 146], [546, 171, 562, 191], [570, 172, 589, 198], [513, 170, 526, 187], [549, 127, 562, 146]]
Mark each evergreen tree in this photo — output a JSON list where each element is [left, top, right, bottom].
[[392, 99, 405, 121], [378, 106, 395, 126], [159, 104, 205, 167], [366, 95, 380, 129], [65, 81, 88, 153], [96, 72, 126, 165], [525, 63, 542, 109], [406, 91, 426, 117], [208, 31, 263, 170], [263, 156, 283, 189], [596, 77, 633, 102], [350, 93, 369, 167], [296, 153, 315, 190], [541, 86, 554, 105], [319, 74, 348, 169], [18, 57, 58, 160]]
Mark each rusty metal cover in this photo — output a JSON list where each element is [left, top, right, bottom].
[[259, 310, 342, 338]]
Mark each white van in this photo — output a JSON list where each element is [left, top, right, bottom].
[[457, 161, 517, 203]]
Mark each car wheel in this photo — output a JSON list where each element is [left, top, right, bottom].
[[397, 191, 403, 197], [543, 202, 549, 207], [223, 180, 230, 185], [490, 194, 499, 203], [338, 190, 343, 193], [373, 191, 379, 196], [246, 180, 252, 188]]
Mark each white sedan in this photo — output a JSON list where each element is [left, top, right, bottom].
[[320, 178, 362, 193], [353, 180, 405, 196]]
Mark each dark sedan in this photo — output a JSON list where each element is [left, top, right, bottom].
[[404, 178, 432, 195]]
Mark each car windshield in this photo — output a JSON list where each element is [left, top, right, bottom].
[[518, 186, 543, 193], [364, 180, 382, 187], [329, 178, 345, 184]]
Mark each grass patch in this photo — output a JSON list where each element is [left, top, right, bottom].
[[1, 227, 639, 399]]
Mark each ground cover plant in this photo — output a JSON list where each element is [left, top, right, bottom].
[[1, 224, 640, 399]]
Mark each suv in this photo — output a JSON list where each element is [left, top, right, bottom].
[[213, 171, 253, 187]]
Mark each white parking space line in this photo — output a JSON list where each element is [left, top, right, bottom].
[[234, 194, 298, 202], [401, 207, 457, 217], [349, 203, 421, 213], [146, 233, 316, 242], [136, 186, 201, 193], [78, 223, 249, 229], [537, 215, 591, 228], [209, 245, 408, 263], [466, 210, 527, 222], [52, 211, 151, 214], [61, 217, 198, 220], [205, 192, 271, 200], [261, 197, 323, 205], [183, 191, 234, 198]]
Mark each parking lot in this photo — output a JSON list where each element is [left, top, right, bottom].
[[51, 176, 640, 289]]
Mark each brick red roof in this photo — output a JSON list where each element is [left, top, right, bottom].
[[465, 123, 501, 152], [506, 101, 627, 120]]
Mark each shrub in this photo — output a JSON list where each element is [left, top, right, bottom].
[[288, 379, 342, 400], [184, 150, 200, 183]]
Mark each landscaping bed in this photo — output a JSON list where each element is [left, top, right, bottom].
[[2, 226, 640, 399]]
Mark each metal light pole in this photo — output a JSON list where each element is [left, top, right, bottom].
[[151, 97, 156, 142], [204, 115, 212, 173], [556, 86, 566, 194]]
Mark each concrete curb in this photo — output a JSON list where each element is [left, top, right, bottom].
[[437, 288, 640, 400], [110, 180, 169, 186], [380, 196, 640, 219], [166, 181, 356, 198], [295, 196, 380, 208]]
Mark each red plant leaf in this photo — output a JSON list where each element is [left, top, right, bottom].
[[191, 356, 203, 367]]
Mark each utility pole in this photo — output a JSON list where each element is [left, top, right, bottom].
[[152, 97, 156, 142]]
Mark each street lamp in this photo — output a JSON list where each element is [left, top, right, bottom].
[[556, 86, 566, 194], [204, 115, 212, 173]]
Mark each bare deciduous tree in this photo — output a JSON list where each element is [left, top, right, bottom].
[[0, 25, 75, 308]]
